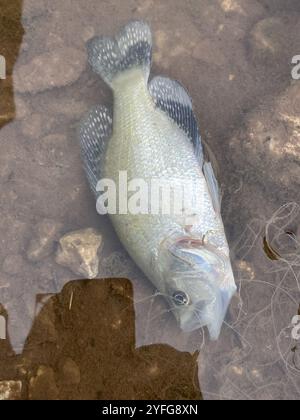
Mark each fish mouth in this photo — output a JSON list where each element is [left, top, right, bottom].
[[178, 287, 236, 340], [179, 299, 210, 333]]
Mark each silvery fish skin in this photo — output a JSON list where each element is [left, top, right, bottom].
[[79, 21, 237, 339]]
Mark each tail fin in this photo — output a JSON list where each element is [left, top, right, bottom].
[[87, 21, 152, 87]]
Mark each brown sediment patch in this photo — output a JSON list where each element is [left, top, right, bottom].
[[0, 0, 24, 128], [0, 278, 202, 400]]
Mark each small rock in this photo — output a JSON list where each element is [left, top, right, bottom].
[[0, 381, 22, 400], [14, 47, 86, 94], [27, 219, 63, 262], [2, 254, 24, 275], [61, 358, 81, 385], [29, 366, 58, 400], [55, 228, 103, 279]]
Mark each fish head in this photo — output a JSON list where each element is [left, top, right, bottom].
[[158, 235, 236, 340]]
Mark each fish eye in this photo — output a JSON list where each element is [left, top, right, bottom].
[[172, 290, 190, 306]]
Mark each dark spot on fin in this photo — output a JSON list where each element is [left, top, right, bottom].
[[79, 105, 112, 197], [148, 76, 203, 163]]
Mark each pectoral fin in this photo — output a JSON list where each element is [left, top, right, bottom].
[[79, 105, 112, 196]]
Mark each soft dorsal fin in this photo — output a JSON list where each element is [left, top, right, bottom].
[[203, 161, 221, 214], [148, 76, 203, 163], [79, 105, 112, 196]]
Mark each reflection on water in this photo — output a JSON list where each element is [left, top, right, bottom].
[[0, 0, 300, 400]]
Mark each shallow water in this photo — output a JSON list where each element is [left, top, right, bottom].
[[0, 0, 300, 400]]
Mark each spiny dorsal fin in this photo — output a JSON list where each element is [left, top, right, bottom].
[[149, 76, 203, 162], [148, 77, 221, 212]]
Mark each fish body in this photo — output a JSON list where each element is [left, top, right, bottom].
[[79, 21, 237, 339]]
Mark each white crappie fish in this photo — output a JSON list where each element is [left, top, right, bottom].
[[79, 21, 237, 339]]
